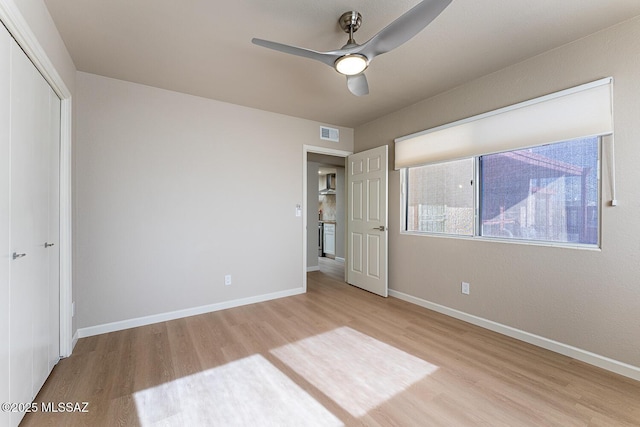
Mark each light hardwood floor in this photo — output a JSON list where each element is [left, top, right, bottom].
[[22, 271, 640, 426], [318, 256, 345, 282]]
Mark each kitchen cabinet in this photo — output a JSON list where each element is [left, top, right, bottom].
[[323, 223, 335, 256]]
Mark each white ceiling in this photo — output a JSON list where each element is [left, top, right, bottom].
[[44, 0, 640, 128]]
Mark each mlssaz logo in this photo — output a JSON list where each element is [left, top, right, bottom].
[[40, 402, 90, 413]]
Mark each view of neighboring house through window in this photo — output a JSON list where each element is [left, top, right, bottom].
[[403, 136, 600, 247], [480, 137, 599, 245]]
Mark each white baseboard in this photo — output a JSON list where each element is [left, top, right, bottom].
[[71, 330, 79, 350], [77, 287, 306, 339], [335, 257, 345, 263], [307, 266, 320, 272], [389, 289, 640, 382]]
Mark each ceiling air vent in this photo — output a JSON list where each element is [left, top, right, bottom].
[[320, 126, 339, 142]]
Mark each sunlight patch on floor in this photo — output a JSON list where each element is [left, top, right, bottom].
[[134, 354, 343, 426], [271, 326, 439, 417]]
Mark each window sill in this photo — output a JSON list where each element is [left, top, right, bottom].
[[399, 230, 601, 251]]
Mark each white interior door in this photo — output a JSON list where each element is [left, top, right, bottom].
[[347, 146, 388, 297]]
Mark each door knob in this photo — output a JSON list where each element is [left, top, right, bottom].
[[372, 226, 386, 231], [12, 252, 26, 260], [44, 242, 55, 248]]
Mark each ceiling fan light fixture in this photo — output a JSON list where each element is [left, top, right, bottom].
[[335, 54, 368, 76], [253, 0, 453, 95]]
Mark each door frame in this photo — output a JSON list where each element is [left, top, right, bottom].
[[302, 145, 352, 292], [0, 1, 74, 357]]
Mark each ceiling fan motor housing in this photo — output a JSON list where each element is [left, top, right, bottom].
[[339, 11, 363, 34]]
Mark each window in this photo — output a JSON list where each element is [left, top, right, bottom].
[[403, 136, 600, 247], [397, 79, 611, 248], [405, 159, 474, 235], [480, 137, 599, 244]]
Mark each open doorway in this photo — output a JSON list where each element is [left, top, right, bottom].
[[303, 146, 351, 291], [316, 163, 344, 276]]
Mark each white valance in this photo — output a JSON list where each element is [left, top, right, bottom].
[[394, 78, 613, 170]]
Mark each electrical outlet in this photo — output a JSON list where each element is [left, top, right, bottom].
[[461, 282, 470, 295], [225, 275, 232, 286]]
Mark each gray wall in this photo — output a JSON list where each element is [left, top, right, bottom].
[[75, 72, 353, 330], [354, 17, 640, 367]]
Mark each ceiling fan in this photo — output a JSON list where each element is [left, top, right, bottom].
[[251, 0, 452, 96]]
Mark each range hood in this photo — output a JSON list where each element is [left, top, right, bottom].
[[319, 173, 336, 195]]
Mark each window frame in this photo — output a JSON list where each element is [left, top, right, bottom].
[[403, 157, 476, 237], [401, 137, 602, 250]]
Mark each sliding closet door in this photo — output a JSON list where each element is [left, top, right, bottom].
[[30, 61, 59, 396], [8, 26, 61, 426], [9, 29, 42, 417], [0, 23, 12, 427]]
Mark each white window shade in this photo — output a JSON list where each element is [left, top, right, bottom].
[[394, 78, 613, 170]]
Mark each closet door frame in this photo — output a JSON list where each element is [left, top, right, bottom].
[[0, 0, 73, 357]]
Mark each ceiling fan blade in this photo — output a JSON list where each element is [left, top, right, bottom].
[[252, 38, 341, 68], [347, 73, 369, 96], [358, 0, 452, 60]]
